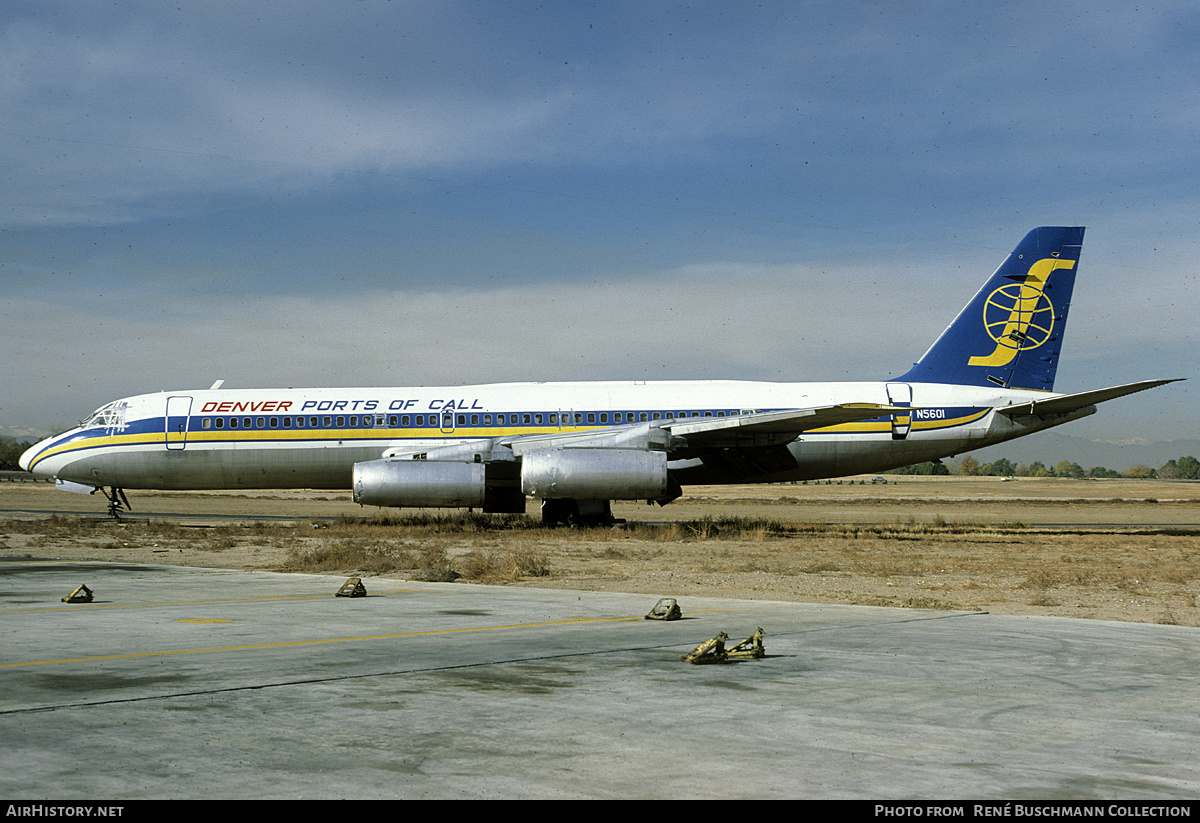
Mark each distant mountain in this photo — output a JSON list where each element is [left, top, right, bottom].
[[962, 431, 1200, 472], [0, 425, 48, 443]]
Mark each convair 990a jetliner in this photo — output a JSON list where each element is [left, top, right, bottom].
[[21, 227, 1178, 522]]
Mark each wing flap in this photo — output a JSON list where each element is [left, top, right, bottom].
[[997, 379, 1182, 418]]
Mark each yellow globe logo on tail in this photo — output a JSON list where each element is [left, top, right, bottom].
[[968, 257, 1074, 368]]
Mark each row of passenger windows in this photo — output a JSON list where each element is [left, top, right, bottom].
[[198, 409, 740, 431]]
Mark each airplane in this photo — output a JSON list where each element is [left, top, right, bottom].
[[20, 226, 1179, 523]]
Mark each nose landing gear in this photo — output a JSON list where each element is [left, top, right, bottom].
[[100, 486, 131, 519]]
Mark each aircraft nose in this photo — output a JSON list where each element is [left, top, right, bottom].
[[19, 438, 48, 475]]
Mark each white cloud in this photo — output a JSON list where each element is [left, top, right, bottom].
[[2, 260, 926, 428]]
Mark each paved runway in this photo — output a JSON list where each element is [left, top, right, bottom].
[[2, 559, 1198, 799]]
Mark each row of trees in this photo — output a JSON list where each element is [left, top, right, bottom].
[[0, 437, 34, 471], [893, 454, 1200, 479], [1161, 456, 1200, 479]]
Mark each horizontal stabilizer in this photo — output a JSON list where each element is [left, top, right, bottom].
[[997, 379, 1183, 418]]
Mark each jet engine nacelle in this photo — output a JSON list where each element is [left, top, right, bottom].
[[520, 448, 668, 500], [353, 459, 486, 508]]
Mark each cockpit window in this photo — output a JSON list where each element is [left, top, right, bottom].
[[83, 401, 128, 430]]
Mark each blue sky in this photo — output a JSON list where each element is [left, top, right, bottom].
[[1, 0, 1195, 444]]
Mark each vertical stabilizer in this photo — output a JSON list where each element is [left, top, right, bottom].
[[896, 226, 1084, 390]]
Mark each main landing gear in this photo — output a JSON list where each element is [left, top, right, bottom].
[[540, 498, 620, 527]]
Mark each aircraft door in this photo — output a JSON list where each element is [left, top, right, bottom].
[[165, 395, 193, 450], [886, 383, 912, 441]]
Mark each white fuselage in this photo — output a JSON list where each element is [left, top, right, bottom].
[[21, 379, 1090, 491]]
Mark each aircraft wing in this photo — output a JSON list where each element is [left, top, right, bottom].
[[997, 379, 1183, 418], [454, 403, 908, 458], [663, 403, 908, 447]]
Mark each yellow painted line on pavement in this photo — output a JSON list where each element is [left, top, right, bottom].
[[0, 587, 435, 614], [0, 614, 647, 669]]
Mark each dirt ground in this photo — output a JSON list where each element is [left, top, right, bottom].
[[3, 475, 1199, 627]]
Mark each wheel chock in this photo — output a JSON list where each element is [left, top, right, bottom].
[[62, 584, 93, 603], [681, 628, 765, 663], [682, 632, 728, 664], [645, 597, 682, 620], [336, 578, 367, 597], [725, 627, 765, 660]]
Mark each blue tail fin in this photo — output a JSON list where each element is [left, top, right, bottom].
[[895, 226, 1085, 391]]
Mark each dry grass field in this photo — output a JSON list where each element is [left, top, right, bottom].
[[3, 475, 1199, 627]]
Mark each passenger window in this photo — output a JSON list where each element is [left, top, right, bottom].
[[269, 417, 278, 428], [257, 417, 266, 428], [202, 418, 211, 429], [600, 413, 608, 424], [415, 415, 424, 426], [283, 417, 292, 427], [652, 412, 661, 420], [575, 413, 583, 424], [639, 413, 648, 422], [534, 414, 542, 425], [484, 415, 492, 425], [402, 415, 410, 426], [549, 413, 557, 425], [244, 417, 252, 428], [230, 417, 239, 428], [471, 414, 479, 425], [587, 413, 595, 424], [335, 416, 345, 427]]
